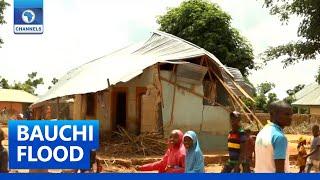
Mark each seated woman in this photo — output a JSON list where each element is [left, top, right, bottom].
[[137, 129, 185, 173], [183, 131, 205, 173]]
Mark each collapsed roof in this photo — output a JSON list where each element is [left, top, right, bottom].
[[33, 31, 248, 107]]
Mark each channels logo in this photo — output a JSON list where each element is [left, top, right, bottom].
[[14, 0, 43, 34], [8, 120, 99, 169], [22, 9, 36, 24]]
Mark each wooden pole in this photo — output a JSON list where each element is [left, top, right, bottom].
[[209, 67, 263, 129], [157, 63, 164, 108], [204, 58, 213, 81], [204, 57, 237, 110], [169, 68, 177, 126], [160, 76, 231, 113], [170, 65, 177, 82], [230, 78, 255, 102], [200, 56, 205, 66]]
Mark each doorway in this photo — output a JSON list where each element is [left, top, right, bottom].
[[111, 87, 128, 130], [115, 92, 127, 128]]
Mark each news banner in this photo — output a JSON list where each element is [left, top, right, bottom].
[[0, 119, 312, 180], [8, 120, 99, 169]]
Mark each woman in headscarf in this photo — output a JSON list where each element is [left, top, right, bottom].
[[183, 131, 205, 173], [137, 129, 185, 173]]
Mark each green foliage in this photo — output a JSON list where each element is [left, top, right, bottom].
[[242, 97, 255, 110], [254, 94, 267, 112], [157, 0, 255, 76], [248, 82, 278, 112], [257, 82, 275, 95], [267, 92, 278, 108], [262, 0, 320, 66], [286, 84, 305, 96], [0, 0, 9, 47], [0, 72, 44, 95], [0, 76, 9, 89], [48, 77, 59, 89], [283, 84, 305, 113]]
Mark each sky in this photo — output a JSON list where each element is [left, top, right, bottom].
[[0, 0, 319, 99]]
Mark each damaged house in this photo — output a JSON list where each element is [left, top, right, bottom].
[[31, 31, 259, 152]]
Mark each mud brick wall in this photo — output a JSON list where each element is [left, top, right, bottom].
[[242, 113, 320, 126]]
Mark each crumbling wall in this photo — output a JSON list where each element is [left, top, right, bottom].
[[160, 70, 230, 152], [111, 66, 157, 134], [242, 113, 320, 130], [96, 90, 111, 141], [72, 94, 87, 120], [141, 85, 161, 133]]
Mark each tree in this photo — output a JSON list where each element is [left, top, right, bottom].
[[262, 0, 320, 66], [284, 84, 305, 113], [0, 76, 9, 89], [257, 82, 275, 95], [48, 77, 58, 89], [286, 84, 305, 96], [254, 82, 277, 112], [267, 92, 278, 109], [0, 72, 44, 95], [0, 0, 9, 47], [14, 72, 44, 95], [157, 0, 255, 76]]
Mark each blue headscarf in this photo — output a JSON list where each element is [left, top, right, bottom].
[[184, 131, 205, 173]]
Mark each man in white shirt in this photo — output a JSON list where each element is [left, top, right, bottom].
[[255, 101, 293, 173]]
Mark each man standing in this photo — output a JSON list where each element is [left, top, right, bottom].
[[221, 111, 247, 173], [255, 101, 293, 173]]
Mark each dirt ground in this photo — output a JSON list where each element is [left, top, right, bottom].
[[0, 125, 313, 173]]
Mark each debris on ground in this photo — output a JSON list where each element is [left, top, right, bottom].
[[104, 127, 167, 157], [284, 121, 318, 135]]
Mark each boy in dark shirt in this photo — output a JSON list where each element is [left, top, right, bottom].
[[221, 111, 247, 173]]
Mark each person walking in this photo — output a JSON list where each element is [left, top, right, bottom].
[[255, 101, 293, 173]]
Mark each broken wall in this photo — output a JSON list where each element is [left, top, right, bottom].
[[69, 66, 158, 140], [160, 70, 230, 152]]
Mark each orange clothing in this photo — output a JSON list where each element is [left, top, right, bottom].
[[296, 145, 307, 167]]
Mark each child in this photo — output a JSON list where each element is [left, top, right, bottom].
[[296, 137, 307, 173], [0, 128, 8, 173], [137, 129, 185, 173], [183, 131, 204, 173], [221, 111, 247, 173], [79, 150, 97, 173], [305, 125, 320, 173], [242, 129, 255, 172]]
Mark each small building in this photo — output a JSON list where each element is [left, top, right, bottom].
[[292, 83, 320, 115], [0, 89, 37, 121], [31, 31, 255, 152]]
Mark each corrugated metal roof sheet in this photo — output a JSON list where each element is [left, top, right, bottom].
[[293, 83, 320, 106], [294, 83, 319, 100], [0, 89, 37, 103], [33, 31, 233, 106]]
